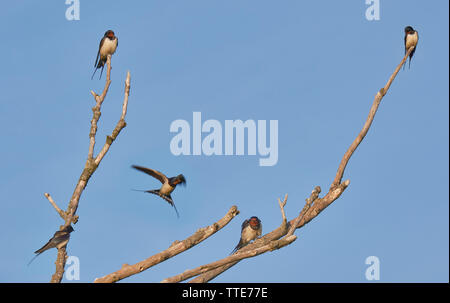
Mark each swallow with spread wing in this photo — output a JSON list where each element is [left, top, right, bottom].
[[92, 30, 118, 79], [28, 225, 74, 266], [231, 216, 262, 254], [404, 26, 419, 69], [132, 165, 186, 218]]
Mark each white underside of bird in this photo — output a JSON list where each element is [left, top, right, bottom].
[[241, 225, 262, 244], [160, 182, 174, 195], [405, 31, 418, 50], [100, 37, 118, 59]]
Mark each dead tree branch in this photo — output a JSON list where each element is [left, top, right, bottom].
[[186, 47, 416, 283], [331, 47, 414, 187], [162, 235, 297, 283], [162, 196, 294, 283], [43, 193, 69, 222], [48, 55, 131, 283], [93, 205, 240, 283]]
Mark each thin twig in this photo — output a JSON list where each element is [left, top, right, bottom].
[[88, 56, 113, 160], [44, 193, 66, 221], [278, 194, 288, 226], [94, 71, 130, 166]]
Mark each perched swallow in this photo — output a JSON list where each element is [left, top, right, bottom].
[[28, 225, 74, 266], [132, 165, 186, 218], [404, 26, 419, 69], [92, 30, 118, 79], [231, 216, 262, 254]]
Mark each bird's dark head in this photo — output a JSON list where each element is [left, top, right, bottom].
[[105, 30, 115, 39], [172, 174, 186, 186], [249, 216, 261, 230], [404, 26, 414, 34]]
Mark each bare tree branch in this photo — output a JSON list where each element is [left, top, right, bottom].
[[43, 193, 67, 221], [163, 196, 293, 283], [50, 247, 68, 283], [278, 194, 288, 228], [88, 58, 112, 160], [161, 235, 297, 283], [49, 55, 130, 283], [331, 47, 415, 188], [94, 72, 130, 166], [187, 47, 416, 283], [286, 186, 320, 237], [93, 206, 240, 283]]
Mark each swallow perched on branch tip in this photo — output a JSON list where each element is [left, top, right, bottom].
[[404, 26, 418, 69], [92, 30, 118, 79]]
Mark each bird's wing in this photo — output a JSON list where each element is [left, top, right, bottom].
[[34, 238, 54, 254], [404, 34, 407, 54], [34, 229, 70, 254], [132, 165, 168, 184], [94, 37, 105, 67], [53, 230, 71, 240], [241, 219, 250, 232], [415, 31, 419, 50], [94, 50, 100, 68]]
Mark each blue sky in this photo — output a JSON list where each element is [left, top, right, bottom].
[[0, 1, 448, 283]]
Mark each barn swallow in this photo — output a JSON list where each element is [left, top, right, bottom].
[[132, 165, 186, 218], [231, 216, 262, 254], [28, 225, 74, 266], [404, 26, 419, 69], [92, 30, 118, 79]]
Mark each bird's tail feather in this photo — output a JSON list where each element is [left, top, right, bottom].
[[132, 189, 180, 218], [131, 188, 159, 193], [167, 195, 180, 219], [91, 68, 98, 80], [230, 240, 244, 255], [159, 193, 180, 218], [27, 253, 41, 266], [99, 65, 104, 80]]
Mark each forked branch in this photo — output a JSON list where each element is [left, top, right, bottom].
[[48, 55, 131, 283]]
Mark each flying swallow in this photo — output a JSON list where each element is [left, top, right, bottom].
[[231, 216, 262, 254], [28, 225, 74, 266], [92, 30, 118, 79], [132, 165, 186, 218], [404, 26, 419, 69]]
